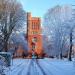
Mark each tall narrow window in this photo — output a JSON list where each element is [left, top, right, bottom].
[[32, 44, 36, 50], [38, 24, 39, 29]]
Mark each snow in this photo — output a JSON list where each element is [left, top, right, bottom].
[[5, 58, 75, 75]]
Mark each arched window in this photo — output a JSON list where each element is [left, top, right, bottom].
[[32, 44, 36, 50], [32, 37, 37, 42]]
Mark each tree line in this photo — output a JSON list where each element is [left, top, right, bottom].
[[0, 0, 75, 61], [43, 5, 75, 61]]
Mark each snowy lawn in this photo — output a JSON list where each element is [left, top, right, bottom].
[[6, 58, 75, 75]]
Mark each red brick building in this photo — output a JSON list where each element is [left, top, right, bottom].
[[27, 13, 43, 57]]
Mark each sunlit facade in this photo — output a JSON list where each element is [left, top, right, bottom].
[[27, 13, 43, 57]]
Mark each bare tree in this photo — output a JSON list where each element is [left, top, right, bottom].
[[0, 0, 26, 51], [43, 5, 74, 59], [64, 19, 75, 61]]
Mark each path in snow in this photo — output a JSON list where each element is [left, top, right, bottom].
[[6, 58, 75, 75]]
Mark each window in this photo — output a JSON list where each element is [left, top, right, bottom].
[[32, 24, 34, 29], [32, 22, 38, 29], [32, 37, 37, 42], [32, 44, 36, 50], [38, 25, 39, 29], [32, 31, 38, 34], [32, 22, 34, 29]]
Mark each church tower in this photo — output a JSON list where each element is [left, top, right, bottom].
[[27, 12, 43, 57]]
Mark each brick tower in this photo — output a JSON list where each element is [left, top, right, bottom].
[[27, 12, 43, 57]]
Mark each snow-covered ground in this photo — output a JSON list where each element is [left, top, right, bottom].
[[5, 58, 75, 75]]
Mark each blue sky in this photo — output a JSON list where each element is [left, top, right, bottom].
[[19, 0, 75, 18]]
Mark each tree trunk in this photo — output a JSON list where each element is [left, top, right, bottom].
[[68, 31, 72, 61], [3, 35, 9, 52], [60, 52, 62, 59], [4, 40, 8, 52]]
